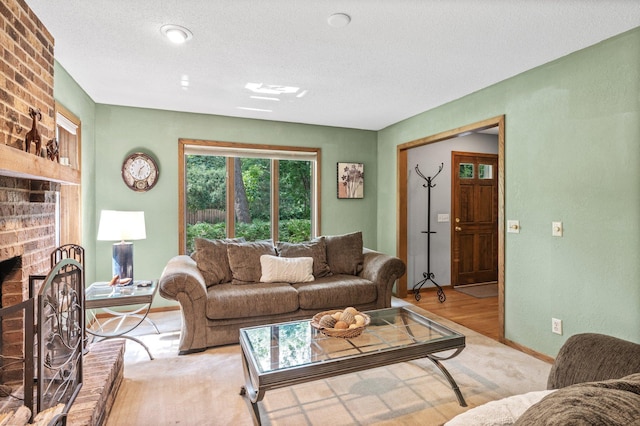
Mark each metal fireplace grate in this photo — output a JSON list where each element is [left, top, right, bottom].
[[0, 245, 84, 425]]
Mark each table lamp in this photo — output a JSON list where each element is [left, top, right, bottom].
[[97, 210, 146, 283]]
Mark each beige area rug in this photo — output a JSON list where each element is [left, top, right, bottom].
[[105, 302, 550, 426], [454, 283, 498, 299]]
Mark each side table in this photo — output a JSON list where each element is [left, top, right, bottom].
[[85, 280, 158, 359]]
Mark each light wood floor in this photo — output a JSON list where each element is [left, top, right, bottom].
[[402, 286, 500, 341]]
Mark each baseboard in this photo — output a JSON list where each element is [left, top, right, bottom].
[[503, 338, 554, 364], [149, 305, 180, 313]]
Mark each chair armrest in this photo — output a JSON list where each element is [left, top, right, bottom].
[[359, 248, 406, 308], [547, 332, 640, 389]]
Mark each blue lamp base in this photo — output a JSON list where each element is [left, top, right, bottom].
[[112, 242, 134, 281]]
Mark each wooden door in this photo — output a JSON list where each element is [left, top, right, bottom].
[[451, 152, 498, 286]]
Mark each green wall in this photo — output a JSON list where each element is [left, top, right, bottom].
[[377, 27, 640, 356], [93, 105, 377, 306], [52, 62, 98, 283]]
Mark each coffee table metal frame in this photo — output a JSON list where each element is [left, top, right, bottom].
[[239, 306, 466, 425]]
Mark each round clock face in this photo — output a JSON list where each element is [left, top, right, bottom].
[[122, 153, 159, 192]]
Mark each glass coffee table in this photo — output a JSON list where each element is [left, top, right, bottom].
[[239, 306, 466, 424]]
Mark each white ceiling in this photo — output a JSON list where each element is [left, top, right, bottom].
[[25, 1, 640, 131]]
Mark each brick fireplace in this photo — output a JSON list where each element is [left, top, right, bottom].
[[1, 0, 58, 388], [1, 3, 125, 424], [0, 176, 59, 383], [1, 0, 55, 151]]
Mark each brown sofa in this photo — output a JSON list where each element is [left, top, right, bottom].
[[446, 332, 640, 425], [158, 232, 406, 354]]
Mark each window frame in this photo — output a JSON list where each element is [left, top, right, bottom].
[[178, 138, 321, 254], [55, 102, 82, 247]]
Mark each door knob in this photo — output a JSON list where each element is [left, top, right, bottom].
[[455, 226, 462, 231]]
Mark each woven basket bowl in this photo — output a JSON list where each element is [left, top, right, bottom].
[[310, 309, 371, 338]]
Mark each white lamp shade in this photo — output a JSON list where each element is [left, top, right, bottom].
[[97, 210, 146, 241]]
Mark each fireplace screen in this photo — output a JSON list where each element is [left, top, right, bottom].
[[35, 257, 84, 421], [0, 298, 35, 419]]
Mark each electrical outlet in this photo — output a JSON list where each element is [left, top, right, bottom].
[[552, 318, 563, 335], [552, 221, 563, 237]]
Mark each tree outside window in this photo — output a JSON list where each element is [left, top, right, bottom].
[[184, 148, 315, 253]]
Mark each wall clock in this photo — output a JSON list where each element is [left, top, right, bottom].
[[121, 152, 159, 192]]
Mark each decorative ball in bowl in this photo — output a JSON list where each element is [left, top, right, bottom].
[[310, 307, 370, 338]]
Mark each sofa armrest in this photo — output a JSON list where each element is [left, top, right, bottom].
[[359, 248, 406, 308], [158, 255, 207, 302], [159, 255, 209, 354], [547, 332, 640, 389]]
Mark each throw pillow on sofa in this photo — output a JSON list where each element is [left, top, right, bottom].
[[260, 255, 314, 283], [276, 237, 332, 278], [191, 237, 245, 286], [227, 240, 276, 284], [325, 231, 364, 275]]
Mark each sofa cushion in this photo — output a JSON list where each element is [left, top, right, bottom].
[[276, 237, 332, 278], [324, 231, 364, 275], [191, 237, 245, 286], [293, 274, 377, 310], [260, 255, 314, 283], [227, 240, 276, 283], [515, 373, 640, 426], [205, 282, 299, 320]]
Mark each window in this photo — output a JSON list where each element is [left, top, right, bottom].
[[179, 140, 320, 254], [459, 163, 474, 179], [55, 102, 81, 246]]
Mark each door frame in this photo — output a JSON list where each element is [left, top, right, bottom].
[[396, 115, 505, 341]]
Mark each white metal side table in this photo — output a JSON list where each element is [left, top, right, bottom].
[[85, 280, 158, 359]]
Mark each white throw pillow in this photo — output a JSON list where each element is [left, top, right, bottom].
[[260, 255, 314, 283]]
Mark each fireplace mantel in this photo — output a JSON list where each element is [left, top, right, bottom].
[[0, 144, 80, 185]]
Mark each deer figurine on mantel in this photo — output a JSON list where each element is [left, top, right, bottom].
[[24, 107, 43, 156]]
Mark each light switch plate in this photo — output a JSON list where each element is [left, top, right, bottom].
[[552, 221, 563, 237], [507, 220, 520, 234], [437, 214, 449, 222]]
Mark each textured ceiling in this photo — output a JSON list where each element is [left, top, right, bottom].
[[24, 1, 640, 131]]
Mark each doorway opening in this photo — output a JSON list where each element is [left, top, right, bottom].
[[396, 116, 505, 341]]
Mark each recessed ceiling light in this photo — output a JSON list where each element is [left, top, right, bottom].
[[161, 24, 193, 44], [328, 13, 351, 28]]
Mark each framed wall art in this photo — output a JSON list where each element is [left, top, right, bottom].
[[337, 162, 364, 199]]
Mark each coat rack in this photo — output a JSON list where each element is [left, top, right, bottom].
[[412, 163, 446, 303]]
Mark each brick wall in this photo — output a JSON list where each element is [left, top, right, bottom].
[[1, 0, 55, 151], [0, 176, 59, 383], [1, 0, 57, 386]]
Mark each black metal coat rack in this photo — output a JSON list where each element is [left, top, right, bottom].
[[412, 163, 446, 303]]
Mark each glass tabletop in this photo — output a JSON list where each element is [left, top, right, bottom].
[[240, 306, 463, 374], [85, 280, 157, 307]]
